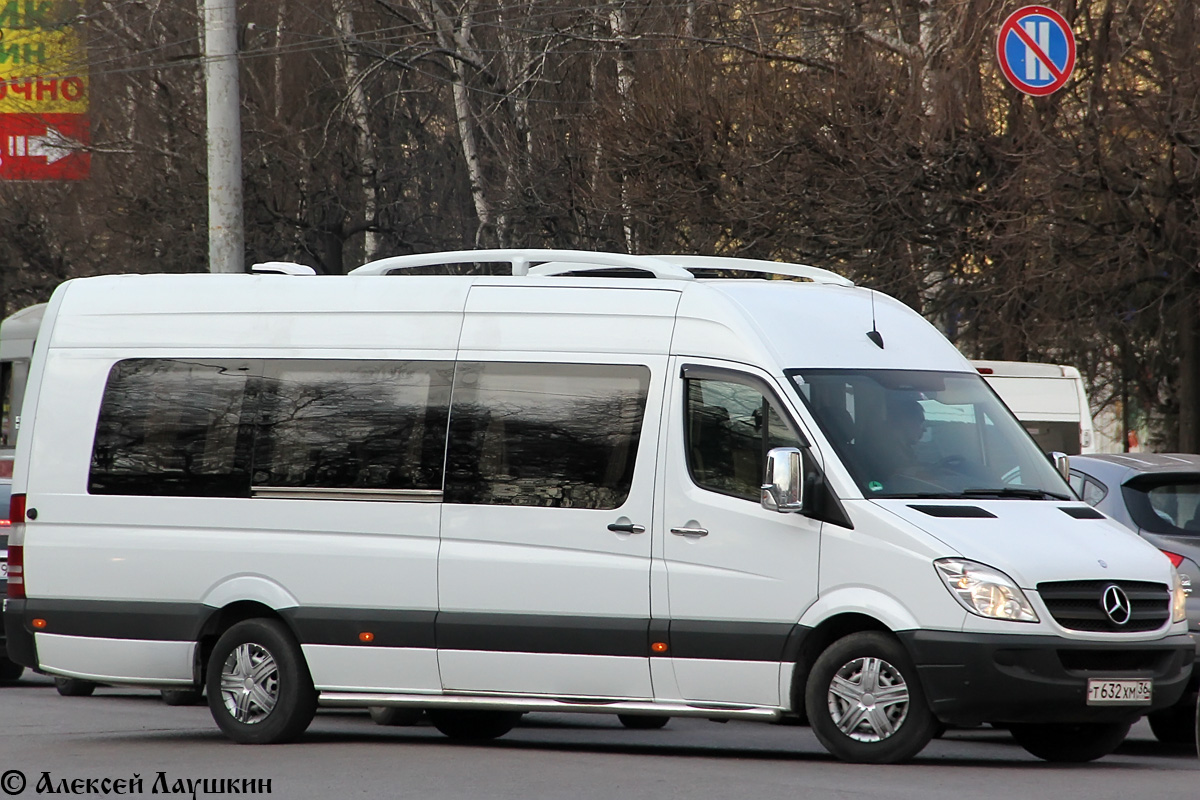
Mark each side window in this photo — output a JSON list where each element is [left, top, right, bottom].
[[1070, 471, 1107, 506], [444, 362, 650, 509], [1082, 479, 1107, 507], [685, 376, 803, 502], [252, 360, 453, 493], [89, 359, 252, 496]]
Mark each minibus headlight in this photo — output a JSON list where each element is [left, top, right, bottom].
[[1172, 569, 1188, 624], [934, 558, 1038, 623]]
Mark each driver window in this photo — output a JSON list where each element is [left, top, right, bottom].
[[685, 376, 802, 501]]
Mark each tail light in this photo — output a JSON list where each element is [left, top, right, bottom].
[[6, 493, 25, 599], [1162, 550, 1185, 569]]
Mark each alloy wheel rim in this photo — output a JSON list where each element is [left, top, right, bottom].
[[219, 642, 279, 724], [826, 655, 910, 742]]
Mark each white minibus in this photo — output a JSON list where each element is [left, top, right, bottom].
[[3, 251, 1192, 763]]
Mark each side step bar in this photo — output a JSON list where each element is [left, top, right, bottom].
[[318, 692, 783, 721]]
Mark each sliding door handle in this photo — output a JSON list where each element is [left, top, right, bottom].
[[670, 526, 709, 538]]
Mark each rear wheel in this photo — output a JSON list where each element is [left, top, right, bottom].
[[804, 631, 937, 764], [54, 678, 96, 697], [427, 709, 522, 740], [618, 714, 669, 730], [205, 618, 316, 744], [368, 706, 423, 727], [161, 688, 205, 706], [1008, 721, 1131, 762]]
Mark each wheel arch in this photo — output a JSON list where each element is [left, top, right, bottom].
[[789, 612, 894, 718], [196, 601, 298, 686]]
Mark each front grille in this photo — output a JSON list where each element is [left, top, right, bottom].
[[1037, 580, 1169, 632]]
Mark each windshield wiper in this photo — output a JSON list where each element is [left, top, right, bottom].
[[960, 487, 1071, 501]]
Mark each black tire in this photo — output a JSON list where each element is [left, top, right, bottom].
[[804, 631, 937, 764], [0, 657, 24, 683], [427, 709, 523, 740], [368, 706, 423, 727], [618, 714, 669, 730], [161, 688, 205, 706], [205, 618, 316, 744], [1008, 721, 1132, 762], [1148, 694, 1197, 745], [54, 678, 96, 697]]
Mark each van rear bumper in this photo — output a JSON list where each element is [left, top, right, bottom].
[[899, 629, 1195, 726], [2, 599, 37, 669]]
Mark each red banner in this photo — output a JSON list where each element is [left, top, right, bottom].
[[0, 113, 90, 180]]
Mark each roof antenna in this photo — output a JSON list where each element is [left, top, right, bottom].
[[866, 290, 884, 349]]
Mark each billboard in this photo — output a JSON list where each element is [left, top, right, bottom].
[[0, 0, 89, 179]]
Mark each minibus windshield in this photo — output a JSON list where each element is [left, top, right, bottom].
[[788, 369, 1071, 500]]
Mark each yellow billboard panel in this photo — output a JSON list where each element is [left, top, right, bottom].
[[0, 1, 88, 114]]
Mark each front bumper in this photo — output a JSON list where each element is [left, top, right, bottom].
[[900, 630, 1195, 726]]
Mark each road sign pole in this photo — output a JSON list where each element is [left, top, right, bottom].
[[202, 0, 244, 274]]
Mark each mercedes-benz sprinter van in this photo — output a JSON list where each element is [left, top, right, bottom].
[[4, 250, 1192, 763]]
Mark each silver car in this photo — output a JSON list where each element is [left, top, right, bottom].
[[1069, 453, 1200, 745]]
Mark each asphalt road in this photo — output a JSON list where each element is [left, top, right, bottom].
[[1, 672, 1197, 800]]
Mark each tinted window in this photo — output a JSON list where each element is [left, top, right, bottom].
[[444, 362, 649, 508], [1124, 477, 1200, 534], [685, 376, 804, 502], [252, 360, 452, 492], [89, 359, 252, 496]]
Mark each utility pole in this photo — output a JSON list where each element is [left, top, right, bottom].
[[202, 0, 244, 273]]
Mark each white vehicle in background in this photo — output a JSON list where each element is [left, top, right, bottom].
[[973, 360, 1098, 456], [0, 303, 47, 455]]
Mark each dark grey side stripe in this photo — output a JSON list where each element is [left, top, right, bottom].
[[437, 612, 649, 657], [282, 607, 438, 649], [17, 599, 208, 642], [17, 599, 803, 662]]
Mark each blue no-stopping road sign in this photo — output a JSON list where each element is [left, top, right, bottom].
[[997, 6, 1076, 96]]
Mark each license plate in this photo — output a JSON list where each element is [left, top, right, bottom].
[[1086, 679, 1152, 705]]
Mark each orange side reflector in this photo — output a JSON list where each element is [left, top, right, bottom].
[[358, 631, 375, 643], [651, 641, 668, 653], [32, 618, 47, 629]]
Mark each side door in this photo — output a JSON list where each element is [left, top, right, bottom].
[[659, 361, 822, 707], [436, 356, 666, 699]]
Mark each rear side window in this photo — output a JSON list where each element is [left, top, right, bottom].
[[90, 359, 252, 496], [1124, 477, 1200, 534], [444, 362, 650, 509], [252, 360, 452, 493]]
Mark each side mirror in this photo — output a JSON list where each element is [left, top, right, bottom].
[[761, 447, 805, 513], [1048, 451, 1070, 481]]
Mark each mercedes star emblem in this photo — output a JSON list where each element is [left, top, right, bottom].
[[1102, 584, 1132, 626]]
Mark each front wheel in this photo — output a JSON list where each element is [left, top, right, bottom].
[[804, 631, 937, 764], [1008, 721, 1131, 762], [1148, 698, 1196, 745], [205, 618, 316, 744]]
